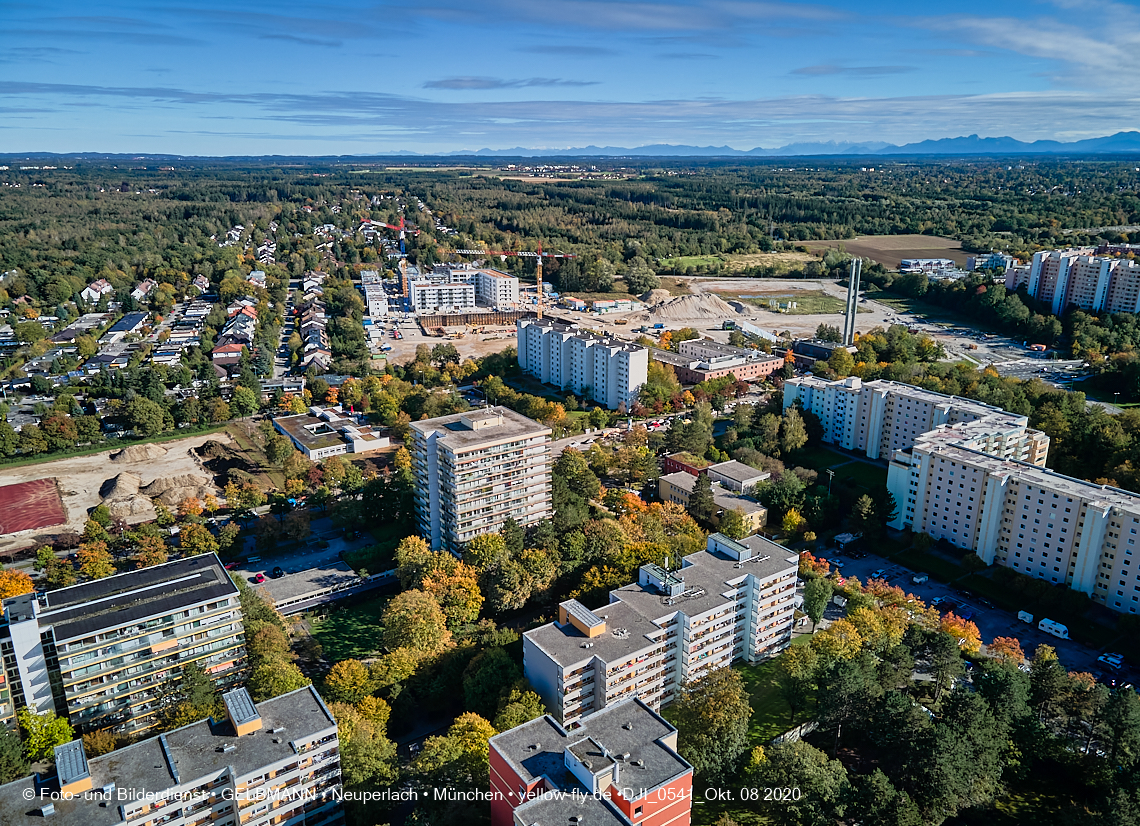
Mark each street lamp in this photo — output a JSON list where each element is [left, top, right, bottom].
[[1115, 392, 1121, 407], [826, 468, 835, 496]]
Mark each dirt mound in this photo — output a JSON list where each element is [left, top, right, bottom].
[[140, 473, 216, 506], [642, 293, 741, 321], [641, 288, 673, 305], [110, 444, 169, 463], [101, 472, 142, 500], [196, 440, 231, 460], [107, 496, 157, 521]]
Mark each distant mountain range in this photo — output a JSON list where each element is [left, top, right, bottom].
[[446, 132, 1140, 157], [6, 132, 1140, 160]]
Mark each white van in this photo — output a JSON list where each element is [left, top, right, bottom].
[[1017, 610, 1034, 624], [912, 574, 929, 584], [1038, 618, 1069, 640]]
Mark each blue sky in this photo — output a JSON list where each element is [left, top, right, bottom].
[[2, 0, 1139, 154]]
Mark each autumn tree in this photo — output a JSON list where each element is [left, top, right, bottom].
[[803, 577, 833, 632], [323, 659, 374, 705], [382, 590, 451, 656], [77, 540, 115, 579], [180, 523, 220, 557], [0, 569, 33, 599], [667, 668, 753, 784], [988, 636, 1025, 665]]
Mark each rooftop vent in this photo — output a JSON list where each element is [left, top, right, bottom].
[[622, 722, 633, 730], [222, 744, 237, 754], [40, 804, 55, 817], [612, 628, 629, 639], [271, 726, 286, 734], [529, 743, 540, 751], [101, 783, 116, 796], [620, 752, 631, 760]]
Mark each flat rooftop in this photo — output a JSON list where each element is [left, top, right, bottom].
[[904, 438, 1140, 513], [0, 685, 336, 826], [612, 538, 797, 623], [659, 472, 766, 515], [409, 406, 550, 451], [526, 599, 664, 669], [707, 459, 770, 484], [30, 555, 237, 643], [491, 697, 690, 804], [257, 562, 360, 605]]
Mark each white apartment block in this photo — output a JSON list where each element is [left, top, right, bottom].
[[783, 376, 1050, 464], [417, 265, 520, 310], [0, 685, 343, 826], [517, 317, 649, 411], [523, 533, 797, 726], [889, 424, 1140, 615], [1005, 248, 1140, 315], [410, 407, 552, 553], [474, 269, 520, 308], [0, 555, 246, 735], [409, 281, 476, 313]]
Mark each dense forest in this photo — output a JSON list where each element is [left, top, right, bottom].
[[3, 157, 1140, 313]]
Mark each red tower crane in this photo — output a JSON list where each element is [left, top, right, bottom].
[[451, 244, 575, 319]]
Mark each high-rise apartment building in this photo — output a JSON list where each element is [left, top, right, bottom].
[[783, 376, 1050, 464], [523, 533, 796, 726], [489, 697, 692, 826], [888, 422, 1140, 615], [0, 555, 246, 735], [1003, 248, 1140, 316], [517, 318, 648, 411], [0, 685, 343, 826], [410, 407, 552, 553]]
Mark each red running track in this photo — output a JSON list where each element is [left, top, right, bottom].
[[0, 478, 66, 535]]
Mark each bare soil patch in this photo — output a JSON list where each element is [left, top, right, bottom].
[[801, 235, 966, 269]]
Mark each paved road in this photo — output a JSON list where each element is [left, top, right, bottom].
[[828, 548, 1106, 675]]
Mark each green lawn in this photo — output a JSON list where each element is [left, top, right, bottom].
[[829, 461, 888, 492], [658, 255, 727, 269], [715, 289, 859, 316], [311, 595, 391, 662], [735, 645, 815, 744], [785, 445, 888, 492]]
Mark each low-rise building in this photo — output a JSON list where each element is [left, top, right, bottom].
[[273, 405, 391, 460], [524, 533, 796, 725], [489, 697, 692, 826], [81, 279, 115, 304], [658, 471, 767, 534], [649, 348, 783, 384], [0, 685, 343, 826]]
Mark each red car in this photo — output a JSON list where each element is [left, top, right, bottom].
[[251, 573, 266, 584]]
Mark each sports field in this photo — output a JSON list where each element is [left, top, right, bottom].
[[0, 478, 66, 534]]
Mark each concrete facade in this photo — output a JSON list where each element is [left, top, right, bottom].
[[410, 407, 552, 553], [0, 686, 343, 826], [523, 534, 796, 726], [0, 555, 246, 735], [783, 376, 1050, 464], [518, 318, 648, 411]]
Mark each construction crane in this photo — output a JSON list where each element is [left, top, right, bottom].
[[451, 244, 575, 319]]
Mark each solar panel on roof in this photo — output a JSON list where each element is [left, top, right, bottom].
[[54, 739, 89, 786]]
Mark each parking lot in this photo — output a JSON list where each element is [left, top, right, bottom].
[[825, 547, 1116, 679]]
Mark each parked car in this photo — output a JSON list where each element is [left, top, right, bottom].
[[251, 573, 266, 584], [870, 569, 886, 580], [272, 566, 285, 578]]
